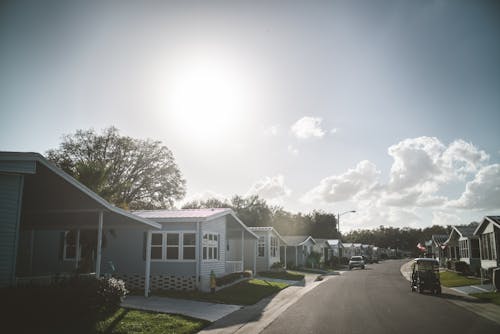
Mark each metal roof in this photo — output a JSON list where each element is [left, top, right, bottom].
[[133, 208, 231, 220], [282, 235, 316, 246], [474, 216, 500, 235]]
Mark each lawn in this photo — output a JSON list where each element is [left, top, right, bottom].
[[439, 271, 481, 287], [96, 308, 208, 334], [155, 279, 289, 305], [258, 271, 305, 281], [470, 291, 500, 307]]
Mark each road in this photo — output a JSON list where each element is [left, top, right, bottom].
[[261, 260, 500, 334]]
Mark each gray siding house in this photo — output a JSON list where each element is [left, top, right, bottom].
[[281, 235, 316, 268], [0, 152, 160, 292], [245, 227, 287, 272], [474, 216, 500, 273], [444, 225, 480, 273]]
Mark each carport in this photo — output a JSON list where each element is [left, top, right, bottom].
[[0, 152, 160, 296]]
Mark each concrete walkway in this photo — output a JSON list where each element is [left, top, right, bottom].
[[121, 296, 241, 322], [199, 273, 328, 334], [400, 260, 500, 325]]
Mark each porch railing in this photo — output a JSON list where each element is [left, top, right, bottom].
[[225, 261, 243, 273]]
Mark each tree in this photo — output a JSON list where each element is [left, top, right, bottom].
[[47, 127, 186, 209]]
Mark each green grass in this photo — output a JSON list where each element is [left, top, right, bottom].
[[155, 279, 289, 305], [96, 308, 208, 334], [439, 271, 481, 287], [470, 291, 500, 307], [258, 271, 305, 281]]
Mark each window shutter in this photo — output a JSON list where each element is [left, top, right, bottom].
[[59, 231, 65, 262]]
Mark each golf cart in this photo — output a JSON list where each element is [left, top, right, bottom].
[[410, 258, 442, 295]]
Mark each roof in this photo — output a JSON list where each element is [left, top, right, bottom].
[[0, 151, 161, 229], [133, 208, 231, 221], [343, 243, 353, 247], [248, 226, 287, 244], [353, 243, 362, 247], [326, 239, 343, 247], [431, 235, 448, 246], [445, 225, 478, 244], [282, 235, 316, 246], [474, 216, 500, 236], [413, 258, 439, 263]]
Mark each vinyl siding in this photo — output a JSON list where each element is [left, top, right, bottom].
[[0, 174, 23, 287], [200, 216, 226, 291], [0, 161, 36, 174]]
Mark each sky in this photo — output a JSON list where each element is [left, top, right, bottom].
[[1, 0, 500, 231]]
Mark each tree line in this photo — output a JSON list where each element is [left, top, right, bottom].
[[47, 127, 465, 252]]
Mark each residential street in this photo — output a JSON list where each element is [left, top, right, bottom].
[[261, 260, 500, 334]]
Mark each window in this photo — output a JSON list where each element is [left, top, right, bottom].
[[258, 237, 265, 257], [151, 233, 163, 260], [166, 233, 179, 260], [481, 233, 497, 260], [63, 230, 79, 261], [203, 232, 219, 260], [459, 240, 469, 258], [150, 232, 196, 261], [183, 233, 196, 260], [270, 236, 278, 257]]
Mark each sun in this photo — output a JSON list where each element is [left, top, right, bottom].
[[163, 57, 253, 147]]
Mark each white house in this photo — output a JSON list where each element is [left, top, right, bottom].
[[245, 227, 287, 272], [444, 225, 480, 273], [474, 216, 500, 274], [281, 235, 316, 268]]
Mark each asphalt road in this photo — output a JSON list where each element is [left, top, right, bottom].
[[261, 260, 500, 334]]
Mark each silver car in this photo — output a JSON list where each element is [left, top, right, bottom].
[[349, 256, 365, 270]]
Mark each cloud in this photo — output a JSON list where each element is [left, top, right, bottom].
[[287, 145, 299, 156], [432, 211, 461, 226], [301, 160, 380, 203], [291, 116, 326, 139], [265, 125, 279, 136], [341, 204, 421, 230], [247, 174, 291, 202], [448, 164, 500, 209]]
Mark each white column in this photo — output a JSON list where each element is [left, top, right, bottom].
[[241, 230, 244, 271], [75, 229, 80, 270], [196, 222, 201, 289], [295, 246, 298, 267], [96, 211, 103, 278], [284, 245, 287, 269], [145, 230, 152, 297], [253, 239, 257, 276]]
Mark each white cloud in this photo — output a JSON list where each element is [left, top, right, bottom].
[[301, 160, 380, 203], [432, 211, 461, 226], [341, 204, 421, 230], [448, 164, 500, 209], [247, 174, 291, 202], [287, 145, 299, 156], [291, 116, 326, 139], [265, 125, 279, 136], [330, 128, 338, 134], [442, 139, 489, 178]]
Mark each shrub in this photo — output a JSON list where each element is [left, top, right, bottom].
[[306, 251, 321, 268], [340, 257, 349, 265], [270, 262, 285, 270]]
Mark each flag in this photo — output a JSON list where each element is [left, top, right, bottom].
[[417, 243, 426, 252]]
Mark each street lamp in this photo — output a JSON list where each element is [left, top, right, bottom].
[[337, 210, 356, 235]]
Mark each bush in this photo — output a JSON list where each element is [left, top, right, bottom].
[[327, 256, 340, 268], [306, 251, 321, 268], [340, 257, 349, 265], [270, 262, 285, 270]]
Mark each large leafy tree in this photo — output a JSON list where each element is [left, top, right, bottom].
[[47, 127, 186, 209]]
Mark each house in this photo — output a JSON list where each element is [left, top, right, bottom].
[[0, 152, 258, 295], [130, 209, 258, 292], [312, 238, 329, 264], [281, 235, 316, 268], [429, 235, 448, 266], [473, 216, 500, 274], [245, 227, 287, 272], [0, 151, 159, 293], [325, 239, 344, 260], [444, 225, 480, 273]]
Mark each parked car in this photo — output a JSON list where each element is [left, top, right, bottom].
[[349, 256, 365, 270]]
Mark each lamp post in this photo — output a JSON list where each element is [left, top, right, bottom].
[[337, 210, 356, 236]]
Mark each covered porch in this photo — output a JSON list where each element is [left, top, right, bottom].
[[225, 215, 258, 274], [0, 152, 160, 295]]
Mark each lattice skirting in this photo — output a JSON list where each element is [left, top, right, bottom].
[[114, 274, 197, 291]]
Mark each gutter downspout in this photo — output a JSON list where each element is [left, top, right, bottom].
[[196, 221, 201, 290]]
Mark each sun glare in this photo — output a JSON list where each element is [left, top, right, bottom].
[[163, 58, 253, 147]]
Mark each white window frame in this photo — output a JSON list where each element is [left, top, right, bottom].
[[270, 236, 278, 258], [257, 236, 265, 257], [150, 231, 197, 262], [63, 230, 80, 261], [202, 232, 220, 262]]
